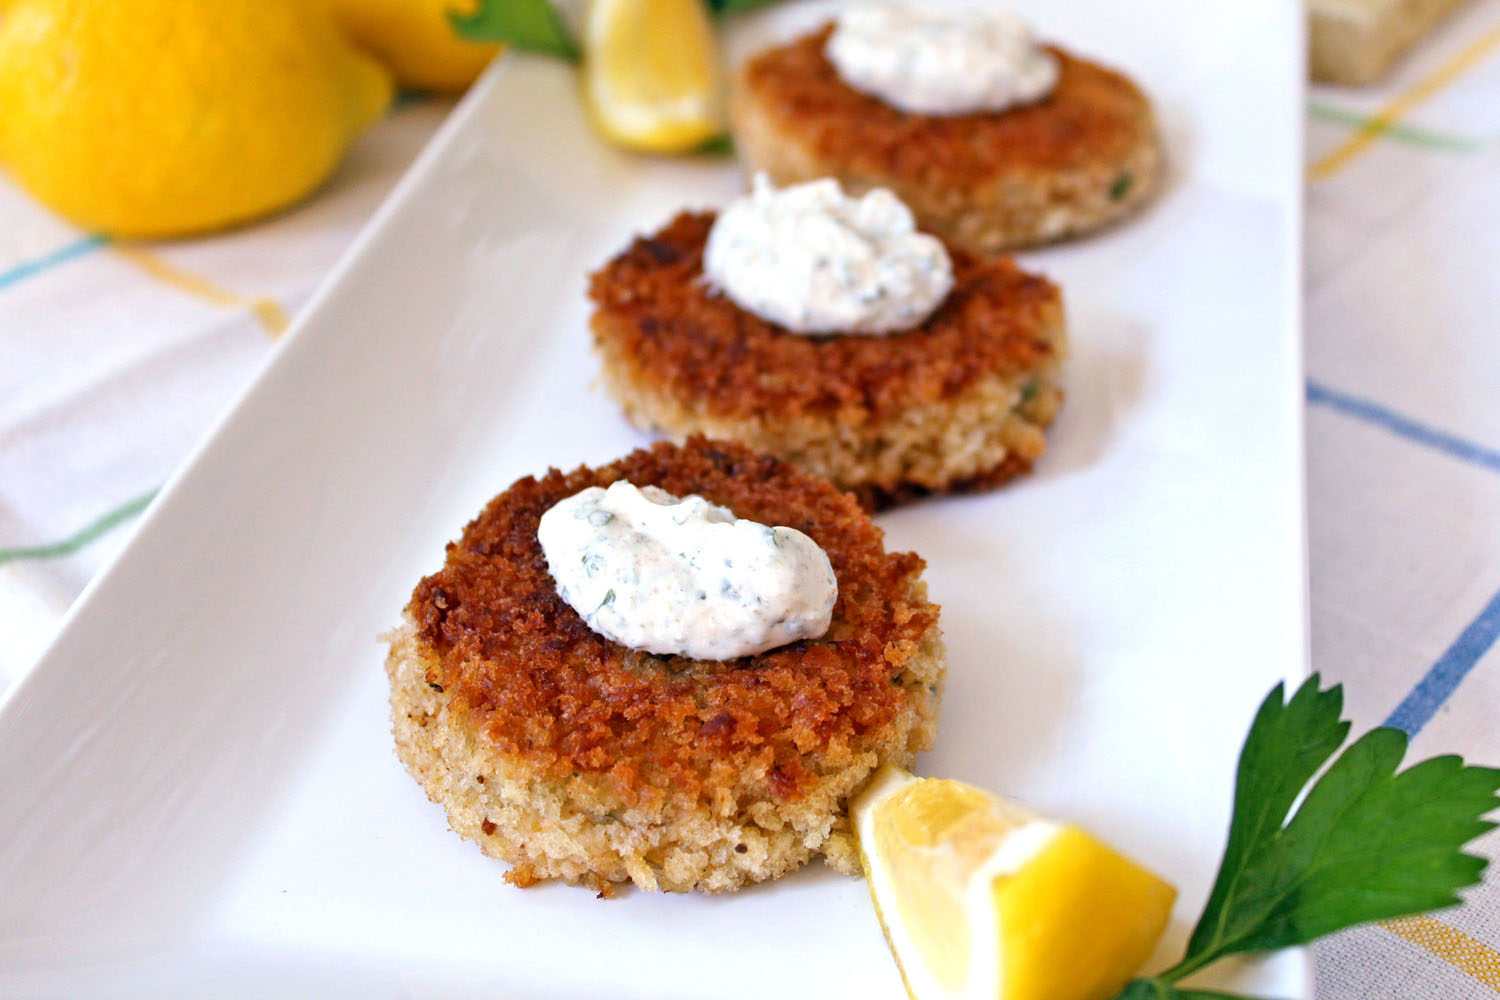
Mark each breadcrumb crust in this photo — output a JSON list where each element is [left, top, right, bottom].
[[588, 212, 1066, 506], [731, 27, 1163, 252], [388, 439, 945, 892]]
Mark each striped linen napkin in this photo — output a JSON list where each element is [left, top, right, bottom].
[[1306, 0, 1500, 994], [2, 7, 1500, 993], [0, 97, 450, 678]]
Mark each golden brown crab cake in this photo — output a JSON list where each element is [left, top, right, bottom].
[[731, 25, 1162, 254], [385, 438, 944, 894], [588, 212, 1066, 509]]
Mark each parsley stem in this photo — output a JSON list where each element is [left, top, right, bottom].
[[1159, 952, 1217, 985]]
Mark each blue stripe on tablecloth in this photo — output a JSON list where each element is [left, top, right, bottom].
[[0, 234, 108, 291], [1305, 381, 1500, 735], [1306, 379, 1500, 475], [1385, 588, 1500, 735]]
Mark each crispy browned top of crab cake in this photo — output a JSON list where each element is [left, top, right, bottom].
[[740, 26, 1153, 187], [407, 438, 939, 810], [587, 212, 1062, 423]]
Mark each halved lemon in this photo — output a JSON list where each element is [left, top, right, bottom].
[[853, 766, 1177, 1000], [581, 0, 723, 153]]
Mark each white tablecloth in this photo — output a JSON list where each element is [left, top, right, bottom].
[[3, 7, 1499, 993]]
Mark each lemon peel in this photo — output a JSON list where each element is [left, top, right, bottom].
[[0, 0, 392, 238], [330, 0, 503, 93], [854, 766, 1176, 1000]]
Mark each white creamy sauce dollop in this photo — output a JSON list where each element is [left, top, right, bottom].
[[826, 4, 1059, 117], [703, 174, 953, 336], [537, 481, 838, 660]]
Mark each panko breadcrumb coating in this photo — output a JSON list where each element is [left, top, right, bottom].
[[731, 26, 1162, 253], [588, 212, 1066, 509], [386, 438, 944, 894]]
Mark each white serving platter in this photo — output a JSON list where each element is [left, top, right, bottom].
[[0, 1, 1308, 996]]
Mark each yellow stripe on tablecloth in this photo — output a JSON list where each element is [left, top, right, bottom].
[[1383, 915, 1500, 989], [1310, 21, 1500, 179], [114, 245, 289, 337]]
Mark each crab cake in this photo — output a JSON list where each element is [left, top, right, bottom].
[[731, 24, 1162, 254], [385, 438, 944, 894], [588, 211, 1066, 509]]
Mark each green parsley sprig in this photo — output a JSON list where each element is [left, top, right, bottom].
[[1114, 675, 1500, 1000], [451, 0, 578, 60], [452, 0, 787, 61]]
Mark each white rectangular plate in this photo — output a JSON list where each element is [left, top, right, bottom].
[[0, 2, 1308, 996]]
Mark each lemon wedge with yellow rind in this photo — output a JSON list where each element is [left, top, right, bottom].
[[581, 0, 723, 153], [854, 766, 1177, 1000]]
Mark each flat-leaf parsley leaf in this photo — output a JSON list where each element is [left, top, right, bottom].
[[452, 0, 579, 60], [1115, 674, 1499, 998], [1115, 984, 1254, 1000], [705, 0, 785, 12], [452, 0, 790, 60]]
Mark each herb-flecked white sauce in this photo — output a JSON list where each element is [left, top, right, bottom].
[[702, 174, 953, 336], [826, 3, 1059, 117], [537, 481, 838, 660]]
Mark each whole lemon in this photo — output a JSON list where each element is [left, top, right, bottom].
[[328, 0, 502, 93], [0, 0, 393, 239]]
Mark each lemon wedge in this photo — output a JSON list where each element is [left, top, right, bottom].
[[853, 766, 1177, 1000], [581, 0, 723, 153]]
